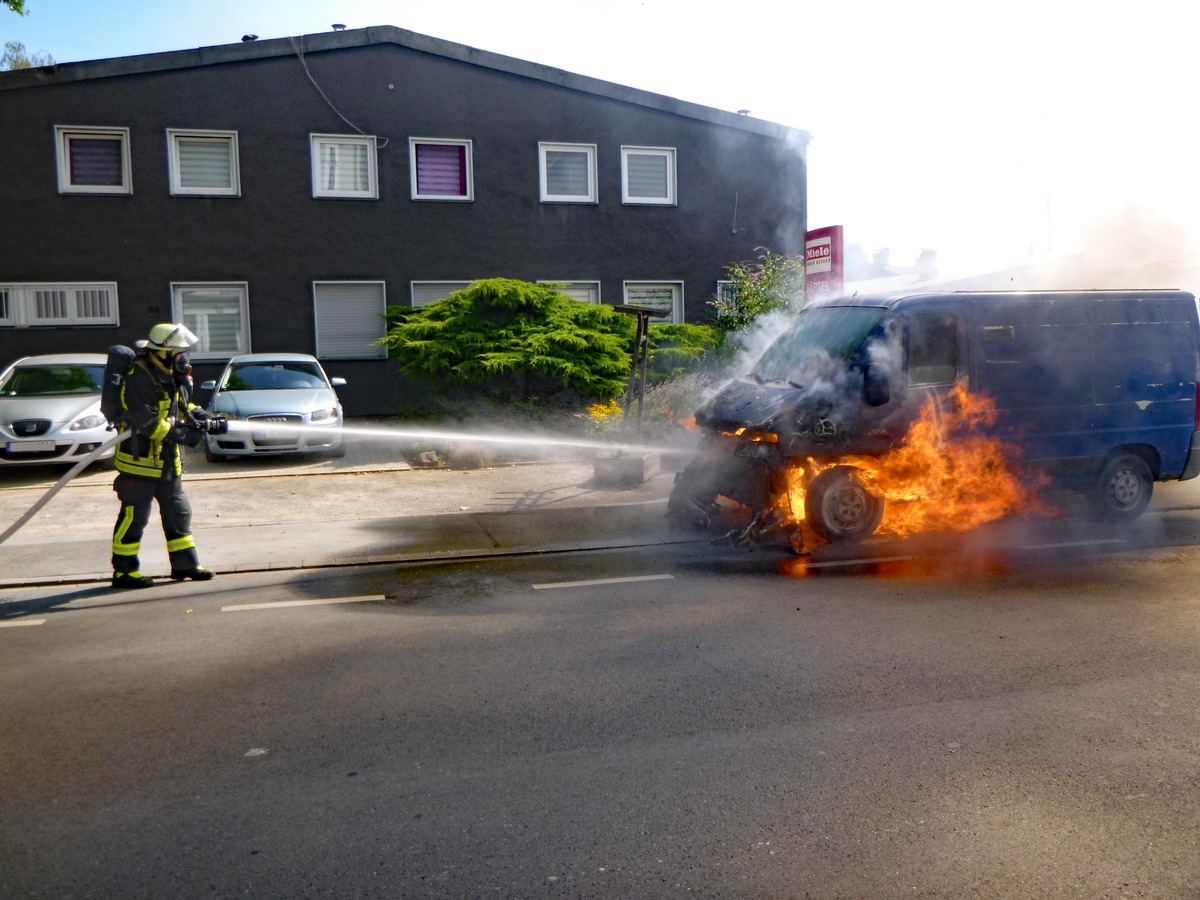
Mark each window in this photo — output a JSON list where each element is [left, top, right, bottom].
[[0, 282, 119, 327], [907, 310, 958, 385], [539, 143, 597, 203], [621, 146, 676, 205], [310, 134, 378, 199], [168, 129, 240, 196], [55, 126, 131, 194], [411, 281, 471, 307], [172, 282, 249, 360], [313, 281, 388, 359], [410, 139, 473, 201], [716, 281, 737, 303], [623, 281, 683, 323], [538, 280, 601, 304]]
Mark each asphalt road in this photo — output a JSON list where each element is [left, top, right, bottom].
[[4, 526, 1200, 898]]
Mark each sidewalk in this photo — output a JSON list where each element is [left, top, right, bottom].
[[0, 435, 690, 589]]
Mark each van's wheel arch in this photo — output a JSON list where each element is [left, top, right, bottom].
[[1088, 452, 1153, 522], [804, 465, 884, 543]]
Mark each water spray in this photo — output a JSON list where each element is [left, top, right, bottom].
[[220, 419, 690, 457]]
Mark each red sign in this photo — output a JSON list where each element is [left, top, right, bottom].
[[805, 225, 844, 302]]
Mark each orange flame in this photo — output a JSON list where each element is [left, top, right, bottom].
[[781, 384, 1056, 539]]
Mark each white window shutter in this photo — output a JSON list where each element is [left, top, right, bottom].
[[314, 282, 387, 359]]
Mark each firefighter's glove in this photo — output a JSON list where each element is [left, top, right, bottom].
[[170, 424, 206, 448]]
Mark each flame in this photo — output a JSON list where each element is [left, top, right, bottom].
[[781, 384, 1056, 539]]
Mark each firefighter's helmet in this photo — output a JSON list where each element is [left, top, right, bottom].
[[142, 323, 199, 352]]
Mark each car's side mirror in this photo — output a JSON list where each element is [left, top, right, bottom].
[[200, 380, 217, 391], [863, 364, 890, 406], [330, 377, 347, 387]]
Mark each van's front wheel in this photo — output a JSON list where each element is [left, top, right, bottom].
[[805, 465, 884, 543], [1089, 453, 1153, 522]]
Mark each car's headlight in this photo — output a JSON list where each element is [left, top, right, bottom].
[[310, 407, 337, 422], [69, 414, 107, 431]]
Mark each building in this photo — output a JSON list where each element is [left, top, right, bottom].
[[0, 25, 809, 413]]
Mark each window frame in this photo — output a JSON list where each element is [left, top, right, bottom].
[[171, 281, 250, 361], [54, 126, 132, 195], [0, 282, 120, 327], [623, 280, 684, 323], [312, 280, 389, 360], [409, 138, 474, 202], [538, 142, 598, 204], [167, 128, 240, 197], [620, 145, 677, 206], [310, 133, 379, 200]]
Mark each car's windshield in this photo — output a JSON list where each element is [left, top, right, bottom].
[[220, 362, 327, 391], [753, 306, 887, 382], [0, 364, 105, 396]]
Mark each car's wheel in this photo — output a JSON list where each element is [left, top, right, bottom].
[[1088, 453, 1153, 522], [204, 443, 226, 463], [328, 442, 347, 459], [804, 465, 884, 543]]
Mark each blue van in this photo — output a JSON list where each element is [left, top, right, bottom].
[[669, 290, 1200, 542]]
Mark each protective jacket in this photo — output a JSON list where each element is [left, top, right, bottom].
[[114, 356, 197, 478]]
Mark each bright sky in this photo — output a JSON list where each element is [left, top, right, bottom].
[[7, 0, 1200, 278]]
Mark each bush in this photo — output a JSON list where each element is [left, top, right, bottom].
[[645, 323, 720, 384], [382, 279, 636, 409], [709, 247, 804, 333]]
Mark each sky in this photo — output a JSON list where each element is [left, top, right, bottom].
[[7, 0, 1200, 279]]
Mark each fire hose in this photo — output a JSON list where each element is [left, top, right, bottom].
[[0, 414, 227, 549], [0, 428, 131, 548]]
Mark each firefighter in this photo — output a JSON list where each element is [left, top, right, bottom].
[[110, 323, 215, 589]]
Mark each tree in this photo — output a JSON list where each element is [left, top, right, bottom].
[[1, 40, 53, 70], [3, 0, 27, 15], [382, 278, 637, 408]]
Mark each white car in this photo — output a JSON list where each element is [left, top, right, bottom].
[[201, 353, 346, 461], [0, 353, 116, 467]]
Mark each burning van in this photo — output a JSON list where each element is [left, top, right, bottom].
[[668, 289, 1200, 545]]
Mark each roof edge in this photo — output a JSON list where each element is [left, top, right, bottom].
[[0, 24, 810, 143]]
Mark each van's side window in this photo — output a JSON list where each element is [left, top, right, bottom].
[[908, 311, 958, 385]]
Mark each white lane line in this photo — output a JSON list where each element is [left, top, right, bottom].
[[221, 595, 385, 612], [532, 574, 674, 590], [1019, 539, 1127, 550], [0, 618, 46, 628]]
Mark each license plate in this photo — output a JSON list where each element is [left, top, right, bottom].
[[252, 431, 289, 442], [7, 440, 56, 453]]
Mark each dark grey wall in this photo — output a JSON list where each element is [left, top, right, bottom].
[[0, 40, 807, 414]]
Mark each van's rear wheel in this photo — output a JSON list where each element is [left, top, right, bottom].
[[805, 465, 884, 543], [1089, 453, 1153, 522]]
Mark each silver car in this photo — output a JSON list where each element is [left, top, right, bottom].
[[201, 353, 346, 461], [0, 353, 116, 467]]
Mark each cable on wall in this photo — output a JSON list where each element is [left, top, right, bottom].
[[287, 35, 389, 150]]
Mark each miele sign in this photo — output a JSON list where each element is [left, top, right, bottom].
[[804, 225, 844, 301]]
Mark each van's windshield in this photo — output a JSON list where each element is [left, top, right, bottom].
[[754, 306, 887, 382]]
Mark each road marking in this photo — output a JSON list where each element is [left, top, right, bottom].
[[0, 618, 46, 628], [532, 574, 674, 590], [221, 595, 385, 612], [1019, 539, 1126, 551]]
